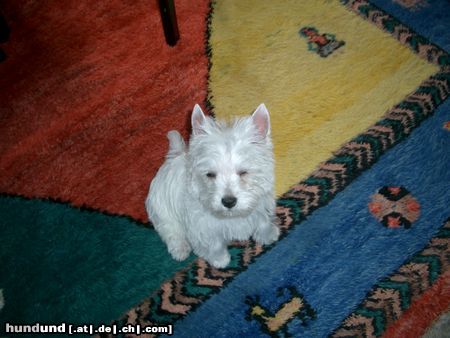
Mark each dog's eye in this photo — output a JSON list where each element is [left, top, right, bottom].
[[238, 170, 248, 177], [206, 172, 216, 179]]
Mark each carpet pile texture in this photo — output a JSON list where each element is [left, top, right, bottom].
[[0, 0, 449, 337]]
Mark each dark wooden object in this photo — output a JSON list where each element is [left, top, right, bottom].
[[0, 12, 9, 62], [159, 0, 180, 46]]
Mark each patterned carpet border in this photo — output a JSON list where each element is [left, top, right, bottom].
[[105, 1, 450, 334], [341, 0, 449, 66], [331, 218, 450, 337]]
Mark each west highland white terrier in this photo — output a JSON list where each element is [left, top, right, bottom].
[[145, 104, 279, 268]]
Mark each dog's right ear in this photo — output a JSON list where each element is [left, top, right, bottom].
[[191, 104, 206, 135], [251, 103, 271, 138]]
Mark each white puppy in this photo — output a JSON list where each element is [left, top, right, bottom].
[[146, 104, 279, 268]]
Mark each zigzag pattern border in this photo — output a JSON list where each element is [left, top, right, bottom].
[[341, 0, 450, 66], [102, 1, 450, 336], [331, 218, 450, 337]]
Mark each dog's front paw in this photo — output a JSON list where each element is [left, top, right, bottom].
[[168, 240, 192, 261], [208, 251, 231, 269], [254, 225, 280, 246]]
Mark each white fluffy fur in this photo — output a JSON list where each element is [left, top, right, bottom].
[[145, 104, 279, 268]]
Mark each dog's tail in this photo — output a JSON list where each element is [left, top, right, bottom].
[[166, 130, 186, 158]]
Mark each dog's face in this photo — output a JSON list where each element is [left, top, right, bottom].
[[187, 104, 274, 218]]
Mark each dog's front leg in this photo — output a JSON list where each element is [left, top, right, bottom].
[[252, 209, 280, 246], [200, 241, 230, 269]]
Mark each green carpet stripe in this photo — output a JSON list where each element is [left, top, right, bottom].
[[185, 269, 213, 296], [377, 119, 407, 141], [277, 199, 304, 224], [437, 228, 450, 238], [352, 134, 384, 159], [303, 177, 332, 203], [377, 280, 411, 309], [355, 307, 386, 336], [417, 86, 443, 106], [410, 255, 441, 283], [397, 101, 425, 123], [383, 17, 402, 33], [0, 195, 194, 330], [329, 155, 358, 176]]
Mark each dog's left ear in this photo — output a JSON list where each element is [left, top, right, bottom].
[[191, 104, 206, 135], [251, 103, 271, 138]]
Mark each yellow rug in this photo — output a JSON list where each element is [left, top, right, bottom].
[[208, 0, 438, 196]]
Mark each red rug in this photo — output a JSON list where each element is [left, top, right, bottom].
[[0, 0, 210, 222]]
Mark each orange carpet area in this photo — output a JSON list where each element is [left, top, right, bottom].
[[0, 0, 210, 223]]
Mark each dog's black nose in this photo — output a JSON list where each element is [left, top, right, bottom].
[[222, 196, 237, 209]]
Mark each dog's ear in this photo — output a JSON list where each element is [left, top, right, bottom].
[[191, 104, 206, 135], [251, 103, 271, 138]]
